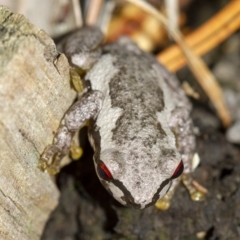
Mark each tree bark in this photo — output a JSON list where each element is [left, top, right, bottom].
[[0, 5, 76, 239]]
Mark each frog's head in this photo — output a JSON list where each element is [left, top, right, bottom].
[[93, 148, 184, 209]]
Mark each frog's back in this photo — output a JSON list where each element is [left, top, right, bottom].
[[86, 37, 182, 156], [102, 38, 168, 145], [101, 37, 185, 115]]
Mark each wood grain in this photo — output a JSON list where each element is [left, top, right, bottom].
[[0, 5, 76, 240]]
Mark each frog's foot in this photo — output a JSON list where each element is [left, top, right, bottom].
[[155, 188, 175, 210], [182, 174, 207, 201], [70, 67, 84, 92], [38, 145, 55, 171], [69, 129, 84, 160], [155, 174, 207, 210], [70, 142, 83, 160], [38, 145, 63, 175], [38, 154, 62, 175], [46, 160, 61, 175], [155, 197, 171, 210], [38, 157, 48, 172]]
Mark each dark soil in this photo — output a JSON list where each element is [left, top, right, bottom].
[[41, 106, 240, 240]]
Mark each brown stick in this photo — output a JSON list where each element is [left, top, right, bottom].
[[158, 0, 240, 71]]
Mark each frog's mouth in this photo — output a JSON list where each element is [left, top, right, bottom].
[[99, 177, 172, 209], [99, 177, 142, 209]]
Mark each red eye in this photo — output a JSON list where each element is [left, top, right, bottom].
[[97, 162, 113, 181], [171, 160, 184, 179]]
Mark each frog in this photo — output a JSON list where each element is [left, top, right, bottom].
[[39, 26, 204, 209]]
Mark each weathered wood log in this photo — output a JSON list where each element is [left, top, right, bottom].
[[0, 5, 76, 240]]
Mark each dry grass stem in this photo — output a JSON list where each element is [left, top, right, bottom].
[[165, 0, 179, 30]]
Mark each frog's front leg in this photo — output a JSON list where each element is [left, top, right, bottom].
[[39, 90, 103, 174], [156, 107, 205, 210], [170, 108, 206, 201]]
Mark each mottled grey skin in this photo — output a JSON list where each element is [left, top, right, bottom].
[[40, 27, 196, 209], [57, 26, 103, 70]]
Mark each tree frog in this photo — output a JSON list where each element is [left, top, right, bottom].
[[39, 26, 204, 209]]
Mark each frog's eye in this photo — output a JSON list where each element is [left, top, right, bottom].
[[171, 160, 184, 179], [97, 162, 113, 181]]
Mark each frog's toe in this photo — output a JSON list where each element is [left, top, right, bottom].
[[190, 190, 205, 201], [70, 145, 83, 160], [38, 158, 48, 172], [70, 68, 84, 92], [47, 164, 60, 175], [38, 157, 60, 175], [182, 174, 207, 202], [155, 198, 171, 210]]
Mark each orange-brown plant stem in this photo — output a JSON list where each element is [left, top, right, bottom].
[[158, 0, 240, 72]]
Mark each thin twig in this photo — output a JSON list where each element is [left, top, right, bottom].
[[126, 0, 231, 127], [72, 0, 83, 27], [86, 0, 104, 25]]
